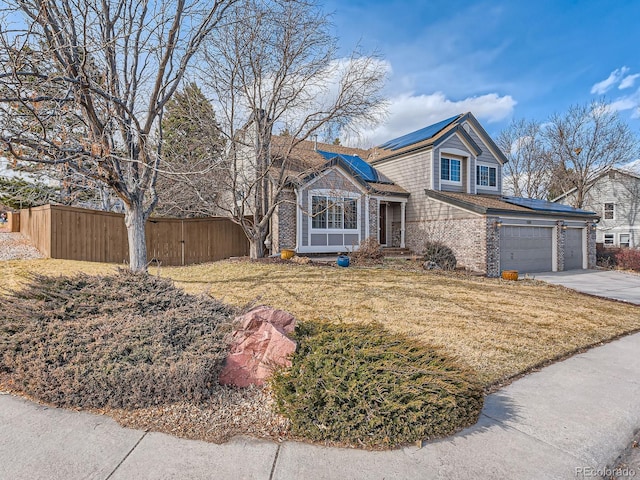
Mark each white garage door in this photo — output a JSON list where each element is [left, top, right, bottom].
[[500, 226, 553, 273], [564, 228, 584, 270]]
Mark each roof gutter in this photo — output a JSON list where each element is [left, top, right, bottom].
[[424, 189, 598, 219]]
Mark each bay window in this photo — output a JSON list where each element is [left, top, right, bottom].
[[311, 195, 358, 230]]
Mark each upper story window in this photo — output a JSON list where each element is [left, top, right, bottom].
[[311, 195, 357, 230], [441, 157, 461, 183], [604, 202, 615, 220], [476, 164, 497, 188]]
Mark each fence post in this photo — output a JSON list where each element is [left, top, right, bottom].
[[181, 220, 185, 266]]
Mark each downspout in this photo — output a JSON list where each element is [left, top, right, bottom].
[[294, 188, 300, 252]]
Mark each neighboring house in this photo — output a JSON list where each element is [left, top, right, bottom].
[[554, 162, 640, 248], [265, 112, 598, 276]]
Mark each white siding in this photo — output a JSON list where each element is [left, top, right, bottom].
[[558, 171, 640, 247]]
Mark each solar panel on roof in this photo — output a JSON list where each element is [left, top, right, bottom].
[[378, 114, 460, 151], [501, 196, 595, 215], [317, 150, 393, 184]]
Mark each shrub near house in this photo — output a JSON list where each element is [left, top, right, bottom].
[[616, 248, 640, 271]]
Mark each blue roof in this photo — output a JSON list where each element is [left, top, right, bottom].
[[316, 150, 392, 184], [502, 196, 595, 215], [378, 114, 461, 151]]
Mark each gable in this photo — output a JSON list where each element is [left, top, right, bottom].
[[436, 133, 475, 158], [370, 112, 507, 166], [300, 165, 367, 195], [316, 150, 392, 184], [459, 114, 508, 165], [554, 168, 640, 204]]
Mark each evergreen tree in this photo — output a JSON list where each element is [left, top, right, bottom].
[[156, 83, 226, 217]]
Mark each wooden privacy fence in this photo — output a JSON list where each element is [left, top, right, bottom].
[[19, 204, 249, 266]]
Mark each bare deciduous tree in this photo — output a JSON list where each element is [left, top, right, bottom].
[[497, 118, 551, 198], [200, 0, 387, 258], [0, 0, 233, 271], [497, 101, 639, 205], [545, 100, 639, 208]]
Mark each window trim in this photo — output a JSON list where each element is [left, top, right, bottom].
[[440, 157, 462, 184], [603, 233, 615, 245], [603, 202, 615, 220], [475, 163, 498, 189], [619, 233, 631, 248], [309, 191, 360, 233]]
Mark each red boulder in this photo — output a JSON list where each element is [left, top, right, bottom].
[[218, 306, 297, 387]]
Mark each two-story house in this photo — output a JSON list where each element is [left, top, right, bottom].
[[554, 161, 640, 248], [269, 112, 598, 276]]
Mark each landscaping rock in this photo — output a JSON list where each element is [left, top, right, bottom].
[[423, 261, 442, 270], [290, 255, 311, 265], [0, 232, 44, 260], [218, 306, 297, 387]]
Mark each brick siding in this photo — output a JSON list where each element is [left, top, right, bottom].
[[272, 189, 297, 252], [405, 217, 488, 273]]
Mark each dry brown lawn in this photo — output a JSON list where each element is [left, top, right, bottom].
[[2, 258, 639, 387]]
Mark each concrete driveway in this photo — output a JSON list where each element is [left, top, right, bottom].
[[534, 269, 640, 305]]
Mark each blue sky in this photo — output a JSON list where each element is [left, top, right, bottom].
[[323, 0, 640, 146]]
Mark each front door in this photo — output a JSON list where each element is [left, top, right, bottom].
[[379, 203, 387, 245]]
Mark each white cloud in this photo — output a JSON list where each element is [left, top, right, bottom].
[[621, 158, 640, 175], [350, 91, 516, 147], [619, 73, 640, 90], [607, 88, 640, 118], [589, 67, 640, 120], [590, 67, 630, 94]]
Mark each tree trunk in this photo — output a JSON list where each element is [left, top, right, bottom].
[[249, 227, 267, 259], [124, 202, 149, 272]]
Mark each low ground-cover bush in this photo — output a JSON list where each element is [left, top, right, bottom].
[[0, 270, 236, 409], [271, 321, 483, 448]]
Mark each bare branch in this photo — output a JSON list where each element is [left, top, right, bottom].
[[189, 0, 387, 258]]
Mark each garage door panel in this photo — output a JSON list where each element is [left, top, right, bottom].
[[500, 226, 553, 273], [564, 228, 584, 270]]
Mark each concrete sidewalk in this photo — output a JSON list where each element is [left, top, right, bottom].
[[535, 269, 640, 305], [2, 332, 640, 479]]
